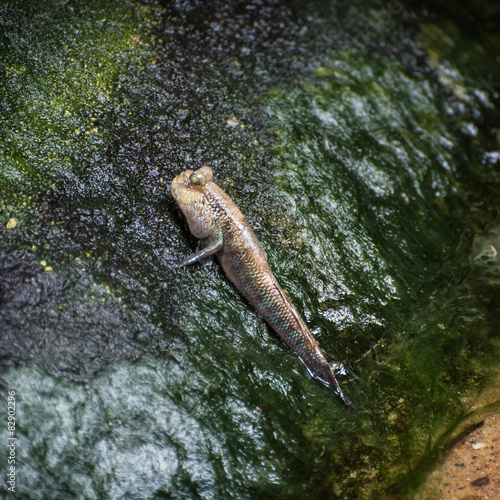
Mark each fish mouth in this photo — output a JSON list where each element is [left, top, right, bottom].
[[171, 170, 193, 200]]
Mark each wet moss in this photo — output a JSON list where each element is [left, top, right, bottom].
[[1, 1, 500, 499], [0, 0, 161, 197]]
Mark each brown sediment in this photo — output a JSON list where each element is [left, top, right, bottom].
[[423, 412, 500, 499], [417, 372, 500, 500]]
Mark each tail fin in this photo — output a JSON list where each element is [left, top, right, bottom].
[[329, 363, 358, 409], [334, 385, 358, 409]]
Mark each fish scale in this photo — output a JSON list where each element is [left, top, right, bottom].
[[171, 167, 354, 406]]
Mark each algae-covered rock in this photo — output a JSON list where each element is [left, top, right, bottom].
[[1, 0, 500, 499]]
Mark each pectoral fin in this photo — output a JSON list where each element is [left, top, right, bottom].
[[180, 232, 223, 267]]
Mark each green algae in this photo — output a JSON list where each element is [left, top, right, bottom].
[[0, 0, 161, 198], [260, 49, 465, 362], [1, 1, 500, 499], [252, 26, 500, 499]]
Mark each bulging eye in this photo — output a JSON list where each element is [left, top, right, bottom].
[[189, 173, 202, 185]]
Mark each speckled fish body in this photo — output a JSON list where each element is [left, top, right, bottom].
[[171, 167, 353, 406]]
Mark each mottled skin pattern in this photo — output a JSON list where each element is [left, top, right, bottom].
[[172, 167, 353, 406]]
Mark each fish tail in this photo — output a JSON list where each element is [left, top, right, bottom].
[[334, 385, 358, 409], [327, 366, 358, 409]]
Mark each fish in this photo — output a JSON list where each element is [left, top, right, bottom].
[[171, 166, 354, 406]]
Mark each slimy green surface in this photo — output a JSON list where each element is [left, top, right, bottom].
[[1, 1, 499, 498]]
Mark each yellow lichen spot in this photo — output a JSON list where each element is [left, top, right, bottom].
[[44, 266, 53, 272], [40, 260, 47, 267], [314, 66, 335, 77], [226, 116, 239, 127], [6, 218, 17, 229]]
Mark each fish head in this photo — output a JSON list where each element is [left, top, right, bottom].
[[171, 167, 216, 239]]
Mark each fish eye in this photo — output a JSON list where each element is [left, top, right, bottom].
[[189, 173, 202, 185]]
